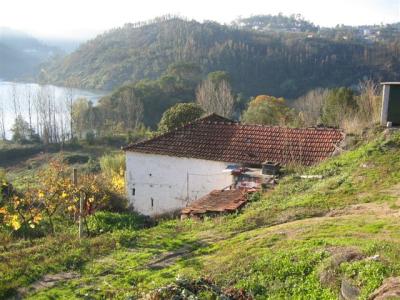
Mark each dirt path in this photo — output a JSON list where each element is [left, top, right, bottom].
[[147, 244, 194, 270], [15, 272, 79, 299]]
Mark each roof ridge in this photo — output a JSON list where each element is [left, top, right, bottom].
[[122, 113, 236, 150]]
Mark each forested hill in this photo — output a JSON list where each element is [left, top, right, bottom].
[[40, 16, 400, 98]]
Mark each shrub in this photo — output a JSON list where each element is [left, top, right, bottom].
[[0, 145, 43, 165], [126, 124, 153, 143], [85, 131, 95, 145], [86, 157, 101, 173], [99, 153, 127, 198], [0, 160, 120, 238], [63, 154, 90, 165], [97, 134, 126, 146], [321, 87, 357, 127], [87, 211, 146, 235], [100, 153, 125, 178]]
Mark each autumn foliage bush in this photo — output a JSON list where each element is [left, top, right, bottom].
[[0, 159, 126, 239]]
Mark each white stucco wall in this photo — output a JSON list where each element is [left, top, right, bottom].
[[125, 151, 234, 216]]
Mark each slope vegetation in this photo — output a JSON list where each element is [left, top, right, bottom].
[[4, 130, 400, 299]]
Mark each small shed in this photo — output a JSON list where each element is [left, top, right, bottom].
[[381, 82, 400, 126]]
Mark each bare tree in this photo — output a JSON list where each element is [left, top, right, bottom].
[[340, 79, 381, 134], [64, 86, 75, 139], [357, 79, 380, 124], [58, 95, 69, 144], [0, 98, 6, 140], [24, 85, 33, 131], [10, 83, 21, 119], [293, 88, 329, 126], [196, 79, 235, 118], [35, 86, 59, 144], [119, 89, 144, 129]]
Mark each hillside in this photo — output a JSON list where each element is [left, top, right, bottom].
[[4, 129, 400, 298], [0, 42, 36, 79], [40, 16, 400, 98], [0, 28, 60, 80]]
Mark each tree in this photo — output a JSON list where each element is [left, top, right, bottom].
[[64, 85, 75, 139], [165, 62, 202, 87], [118, 88, 144, 130], [72, 98, 90, 139], [241, 95, 294, 126], [34, 86, 60, 145], [0, 99, 5, 140], [321, 87, 357, 127], [207, 71, 231, 86], [294, 88, 329, 126], [158, 103, 204, 133], [24, 86, 33, 132], [10, 83, 20, 119], [196, 75, 235, 118], [356, 80, 381, 124], [11, 115, 35, 143]]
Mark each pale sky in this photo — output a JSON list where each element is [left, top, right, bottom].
[[1, 0, 399, 39]]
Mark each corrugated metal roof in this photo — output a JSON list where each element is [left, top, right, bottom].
[[181, 189, 248, 216]]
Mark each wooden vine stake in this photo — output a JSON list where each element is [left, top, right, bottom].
[[73, 168, 84, 239]]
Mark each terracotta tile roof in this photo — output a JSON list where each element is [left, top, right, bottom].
[[123, 114, 344, 166], [181, 189, 248, 216]]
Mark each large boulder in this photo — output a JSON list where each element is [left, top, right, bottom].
[[369, 277, 400, 300]]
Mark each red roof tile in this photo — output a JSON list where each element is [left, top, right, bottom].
[[123, 114, 344, 166]]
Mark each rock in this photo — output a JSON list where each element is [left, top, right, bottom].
[[366, 254, 380, 261], [369, 277, 400, 300], [341, 279, 360, 300], [329, 247, 365, 268], [319, 247, 364, 290]]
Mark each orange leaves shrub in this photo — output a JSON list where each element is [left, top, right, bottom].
[[0, 159, 120, 238]]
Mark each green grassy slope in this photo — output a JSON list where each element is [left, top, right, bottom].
[[5, 130, 400, 299]]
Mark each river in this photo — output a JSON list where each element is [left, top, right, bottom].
[[0, 81, 105, 139]]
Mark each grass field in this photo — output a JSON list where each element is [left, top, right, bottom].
[[3, 130, 400, 299]]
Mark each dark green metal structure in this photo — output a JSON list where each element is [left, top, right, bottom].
[[387, 84, 400, 125]]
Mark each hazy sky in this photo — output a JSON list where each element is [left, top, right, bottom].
[[1, 0, 399, 39]]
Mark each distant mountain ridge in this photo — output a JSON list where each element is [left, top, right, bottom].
[[39, 16, 400, 98], [0, 27, 62, 80]]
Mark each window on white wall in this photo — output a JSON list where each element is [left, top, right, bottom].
[[151, 198, 154, 208], [132, 188, 135, 196]]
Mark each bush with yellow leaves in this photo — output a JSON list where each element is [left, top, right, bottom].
[[0, 159, 121, 239]]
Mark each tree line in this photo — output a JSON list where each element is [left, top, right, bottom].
[[0, 84, 75, 144], [1, 66, 238, 145], [2, 69, 382, 146]]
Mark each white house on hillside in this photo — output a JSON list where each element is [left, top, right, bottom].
[[123, 114, 344, 217]]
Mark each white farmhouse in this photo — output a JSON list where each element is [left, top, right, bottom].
[[123, 114, 344, 217]]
